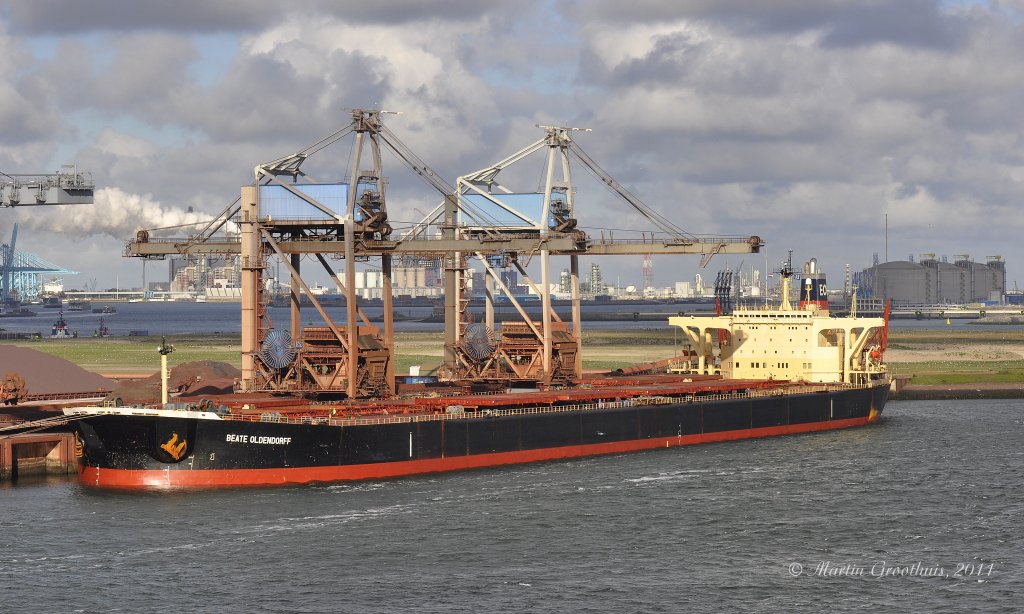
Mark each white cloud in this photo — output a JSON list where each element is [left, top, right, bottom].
[[94, 128, 160, 159]]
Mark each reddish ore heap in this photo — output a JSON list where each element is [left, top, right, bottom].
[[107, 361, 240, 405]]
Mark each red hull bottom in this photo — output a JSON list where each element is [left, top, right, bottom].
[[79, 414, 879, 490]]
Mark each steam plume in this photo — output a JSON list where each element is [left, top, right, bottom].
[[13, 187, 208, 239]]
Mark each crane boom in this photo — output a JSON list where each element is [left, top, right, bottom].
[[1, 166, 94, 207]]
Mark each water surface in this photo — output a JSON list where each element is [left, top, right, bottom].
[[2, 400, 1020, 612]]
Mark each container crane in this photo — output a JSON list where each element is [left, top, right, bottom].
[[0, 224, 16, 304], [1, 166, 92, 303]]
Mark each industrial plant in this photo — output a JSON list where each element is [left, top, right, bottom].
[[854, 254, 1006, 306]]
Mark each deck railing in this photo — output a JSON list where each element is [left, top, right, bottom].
[[217, 382, 875, 428]]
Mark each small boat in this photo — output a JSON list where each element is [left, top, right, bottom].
[[92, 305, 118, 314], [50, 309, 74, 338], [93, 317, 110, 337]]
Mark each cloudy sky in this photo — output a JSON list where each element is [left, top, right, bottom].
[[2, 0, 1024, 292]]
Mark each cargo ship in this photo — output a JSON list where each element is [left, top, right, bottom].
[[64, 258, 891, 490]]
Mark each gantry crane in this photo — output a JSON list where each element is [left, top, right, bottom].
[[431, 124, 761, 384], [0, 224, 17, 304], [125, 111, 762, 397]]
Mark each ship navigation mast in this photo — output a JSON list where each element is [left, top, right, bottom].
[[779, 249, 794, 311]]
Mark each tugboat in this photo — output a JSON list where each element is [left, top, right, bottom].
[[93, 317, 110, 338], [50, 309, 74, 338]]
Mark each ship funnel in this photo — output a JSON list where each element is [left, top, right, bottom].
[[799, 258, 828, 312]]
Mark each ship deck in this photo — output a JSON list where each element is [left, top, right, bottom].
[[166, 374, 881, 426]]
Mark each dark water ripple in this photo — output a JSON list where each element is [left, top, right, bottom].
[[1, 400, 1021, 613]]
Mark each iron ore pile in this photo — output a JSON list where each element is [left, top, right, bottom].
[[107, 360, 240, 405], [0, 346, 113, 396]]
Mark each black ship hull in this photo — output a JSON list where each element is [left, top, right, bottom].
[[72, 383, 890, 489]]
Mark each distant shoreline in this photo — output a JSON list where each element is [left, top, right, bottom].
[[893, 383, 1024, 400], [968, 315, 1024, 325]]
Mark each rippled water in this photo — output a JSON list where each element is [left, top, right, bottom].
[[2, 400, 1021, 612]]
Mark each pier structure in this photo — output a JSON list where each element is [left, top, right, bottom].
[[125, 110, 763, 398], [0, 431, 77, 481]]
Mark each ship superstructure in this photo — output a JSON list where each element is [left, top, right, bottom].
[[671, 257, 889, 386]]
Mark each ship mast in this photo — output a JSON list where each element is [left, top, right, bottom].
[[779, 250, 794, 311]]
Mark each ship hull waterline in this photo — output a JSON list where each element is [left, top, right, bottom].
[[73, 384, 889, 490]]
